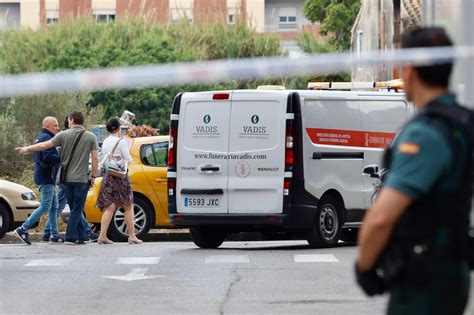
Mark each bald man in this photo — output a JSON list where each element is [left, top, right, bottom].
[[14, 116, 62, 245]]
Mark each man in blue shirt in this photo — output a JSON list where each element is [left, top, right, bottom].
[[356, 27, 471, 314], [15, 117, 62, 245]]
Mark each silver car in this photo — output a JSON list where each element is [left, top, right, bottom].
[[0, 180, 39, 239]]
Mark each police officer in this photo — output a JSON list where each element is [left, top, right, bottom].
[[355, 27, 471, 315]]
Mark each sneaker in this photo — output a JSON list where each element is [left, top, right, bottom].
[[86, 232, 98, 243], [41, 234, 50, 243], [64, 240, 86, 245], [49, 236, 64, 244], [14, 227, 31, 245]]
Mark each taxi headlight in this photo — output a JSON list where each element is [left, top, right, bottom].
[[21, 192, 37, 201]]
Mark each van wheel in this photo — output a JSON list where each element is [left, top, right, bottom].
[[307, 195, 343, 248], [190, 227, 226, 249], [0, 204, 10, 239], [108, 196, 154, 242]]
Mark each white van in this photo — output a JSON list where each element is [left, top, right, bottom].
[[167, 87, 415, 248]]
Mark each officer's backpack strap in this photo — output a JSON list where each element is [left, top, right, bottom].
[[420, 100, 474, 269], [420, 101, 473, 192]]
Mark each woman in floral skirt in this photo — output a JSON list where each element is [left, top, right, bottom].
[[96, 118, 142, 244]]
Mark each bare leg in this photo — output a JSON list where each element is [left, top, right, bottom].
[[98, 203, 115, 244], [124, 204, 142, 244]]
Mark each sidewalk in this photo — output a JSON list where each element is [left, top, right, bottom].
[[0, 229, 191, 244]]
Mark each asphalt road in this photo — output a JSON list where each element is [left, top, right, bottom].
[[1, 240, 473, 315]]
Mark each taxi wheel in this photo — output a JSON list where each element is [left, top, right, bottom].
[[108, 196, 154, 242], [0, 204, 10, 239], [307, 195, 343, 248], [190, 227, 226, 249]]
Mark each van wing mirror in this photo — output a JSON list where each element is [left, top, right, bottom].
[[362, 165, 379, 177]]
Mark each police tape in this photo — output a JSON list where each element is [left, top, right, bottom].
[[0, 46, 473, 98]]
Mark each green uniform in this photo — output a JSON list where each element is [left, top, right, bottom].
[[383, 93, 470, 315]]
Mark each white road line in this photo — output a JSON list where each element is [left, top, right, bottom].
[[115, 257, 161, 265], [294, 254, 339, 263], [102, 268, 165, 281], [24, 258, 73, 267], [205, 255, 250, 264]]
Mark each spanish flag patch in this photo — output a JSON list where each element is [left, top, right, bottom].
[[398, 142, 420, 154]]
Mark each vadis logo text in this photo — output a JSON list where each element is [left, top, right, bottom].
[[242, 115, 266, 135]]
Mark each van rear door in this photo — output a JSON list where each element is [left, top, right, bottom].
[[359, 95, 411, 209], [227, 91, 288, 214], [177, 92, 231, 214]]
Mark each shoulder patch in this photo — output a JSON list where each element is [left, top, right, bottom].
[[398, 142, 420, 154]]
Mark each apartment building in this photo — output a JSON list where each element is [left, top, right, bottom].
[[0, 0, 319, 40]]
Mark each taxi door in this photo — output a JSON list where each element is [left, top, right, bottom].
[[141, 141, 169, 220]]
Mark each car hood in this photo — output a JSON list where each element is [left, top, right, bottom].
[[0, 180, 35, 197]]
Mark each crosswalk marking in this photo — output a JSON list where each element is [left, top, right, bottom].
[[205, 255, 250, 264], [115, 257, 161, 265], [24, 258, 73, 267], [293, 254, 339, 263], [18, 254, 341, 267]]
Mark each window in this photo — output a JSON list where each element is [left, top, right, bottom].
[[278, 7, 296, 24], [46, 10, 59, 25], [93, 9, 115, 23], [227, 7, 239, 25], [141, 142, 168, 167], [170, 7, 193, 23]]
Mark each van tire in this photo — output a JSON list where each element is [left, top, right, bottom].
[[0, 204, 10, 239], [306, 195, 343, 248], [190, 227, 226, 249]]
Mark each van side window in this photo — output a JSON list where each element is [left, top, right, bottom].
[[141, 142, 168, 167]]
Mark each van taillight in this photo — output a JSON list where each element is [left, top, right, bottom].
[[283, 178, 291, 196], [285, 120, 294, 166], [168, 124, 177, 169], [168, 179, 175, 196], [284, 118, 295, 197]]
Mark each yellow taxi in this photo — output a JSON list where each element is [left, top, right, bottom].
[[84, 135, 171, 241]]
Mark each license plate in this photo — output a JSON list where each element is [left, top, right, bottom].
[[184, 197, 220, 208]]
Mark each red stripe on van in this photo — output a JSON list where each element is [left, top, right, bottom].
[[306, 128, 395, 148]]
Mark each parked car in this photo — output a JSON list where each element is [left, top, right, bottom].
[[0, 180, 39, 239], [84, 136, 171, 241]]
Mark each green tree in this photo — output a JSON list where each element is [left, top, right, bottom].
[[0, 19, 283, 130], [303, 0, 360, 50], [0, 92, 98, 177], [297, 32, 350, 82]]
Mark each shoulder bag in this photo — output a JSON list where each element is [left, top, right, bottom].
[[103, 138, 128, 179]]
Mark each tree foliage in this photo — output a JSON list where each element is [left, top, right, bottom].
[[303, 0, 360, 50], [0, 92, 98, 176], [297, 32, 350, 82], [0, 19, 283, 130]]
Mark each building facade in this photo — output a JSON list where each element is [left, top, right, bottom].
[[351, 0, 422, 82], [0, 0, 318, 40]]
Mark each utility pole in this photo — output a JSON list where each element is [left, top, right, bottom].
[[392, 0, 401, 79]]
